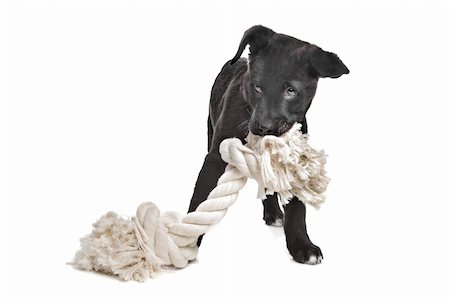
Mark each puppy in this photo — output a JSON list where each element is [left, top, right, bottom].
[[188, 25, 349, 264]]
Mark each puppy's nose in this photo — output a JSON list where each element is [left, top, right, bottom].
[[258, 121, 278, 136]]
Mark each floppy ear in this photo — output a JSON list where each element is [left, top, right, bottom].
[[309, 47, 349, 78], [230, 25, 275, 64]]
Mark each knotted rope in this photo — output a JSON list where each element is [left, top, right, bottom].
[[72, 123, 329, 281]]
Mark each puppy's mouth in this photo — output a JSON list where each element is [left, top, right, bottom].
[[277, 122, 294, 136], [249, 120, 294, 137]]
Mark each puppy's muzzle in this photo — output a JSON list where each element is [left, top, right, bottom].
[[250, 119, 294, 136]]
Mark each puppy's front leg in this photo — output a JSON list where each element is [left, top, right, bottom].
[[188, 150, 227, 245], [283, 198, 323, 264], [263, 193, 284, 226]]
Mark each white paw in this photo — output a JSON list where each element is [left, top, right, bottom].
[[271, 218, 283, 227], [304, 254, 322, 265]]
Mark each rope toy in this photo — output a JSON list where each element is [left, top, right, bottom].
[[72, 123, 329, 281]]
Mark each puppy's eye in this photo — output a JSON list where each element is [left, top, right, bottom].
[[254, 85, 262, 94], [286, 87, 297, 97]]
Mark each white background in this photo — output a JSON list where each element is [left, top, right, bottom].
[[1, 1, 449, 298]]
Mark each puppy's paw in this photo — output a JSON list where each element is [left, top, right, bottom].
[[263, 214, 284, 227], [292, 243, 323, 265]]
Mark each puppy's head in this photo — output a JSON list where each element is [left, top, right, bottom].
[[231, 25, 349, 136]]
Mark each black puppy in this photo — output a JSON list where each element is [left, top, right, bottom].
[[188, 25, 349, 264]]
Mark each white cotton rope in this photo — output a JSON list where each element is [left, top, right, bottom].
[[72, 123, 329, 281]]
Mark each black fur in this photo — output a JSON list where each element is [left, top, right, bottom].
[[188, 25, 349, 263]]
